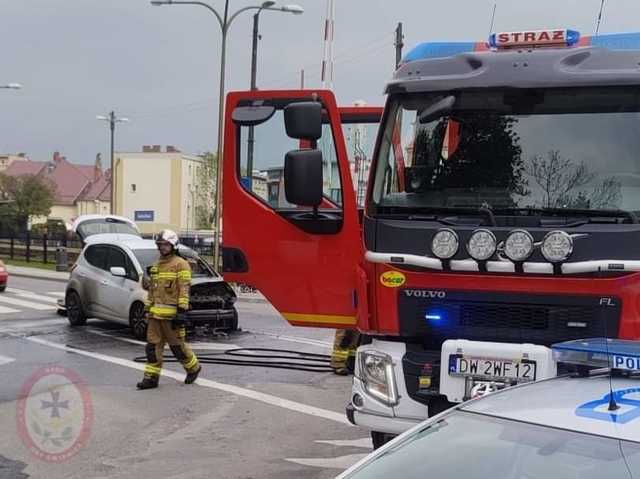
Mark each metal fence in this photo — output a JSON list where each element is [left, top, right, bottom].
[[0, 233, 83, 265]]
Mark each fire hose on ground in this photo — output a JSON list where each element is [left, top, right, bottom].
[[134, 348, 335, 373]]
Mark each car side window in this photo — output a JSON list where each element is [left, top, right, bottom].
[[84, 245, 108, 270], [107, 247, 138, 282]]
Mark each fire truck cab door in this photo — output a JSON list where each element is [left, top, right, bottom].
[[223, 90, 362, 329]]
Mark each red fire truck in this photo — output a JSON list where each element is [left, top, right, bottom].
[[223, 29, 640, 447]]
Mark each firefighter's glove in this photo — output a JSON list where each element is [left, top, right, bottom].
[[172, 308, 188, 330]]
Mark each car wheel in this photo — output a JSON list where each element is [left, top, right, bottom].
[[227, 307, 239, 332], [0, 285, 6, 293], [371, 431, 395, 450], [66, 290, 87, 326], [129, 302, 148, 340]]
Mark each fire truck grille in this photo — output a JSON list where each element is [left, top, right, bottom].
[[398, 290, 622, 347]]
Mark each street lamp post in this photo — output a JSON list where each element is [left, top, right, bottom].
[[150, 0, 303, 272], [97, 111, 129, 215]]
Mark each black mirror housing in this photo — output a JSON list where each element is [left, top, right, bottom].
[[284, 102, 322, 140], [231, 105, 276, 126], [284, 150, 323, 207]]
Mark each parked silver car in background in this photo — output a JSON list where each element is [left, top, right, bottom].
[[63, 215, 237, 339]]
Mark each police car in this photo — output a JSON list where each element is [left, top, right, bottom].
[[338, 339, 640, 478]]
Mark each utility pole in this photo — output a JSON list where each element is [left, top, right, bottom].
[[97, 111, 129, 215], [300, 69, 305, 89], [395, 22, 404, 69]]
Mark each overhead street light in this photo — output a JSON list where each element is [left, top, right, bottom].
[[0, 83, 22, 90], [150, 0, 303, 272], [97, 112, 130, 215]]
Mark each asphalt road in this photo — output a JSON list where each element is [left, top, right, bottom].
[[0, 276, 368, 479]]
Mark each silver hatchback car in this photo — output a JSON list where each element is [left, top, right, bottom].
[[64, 215, 237, 339]]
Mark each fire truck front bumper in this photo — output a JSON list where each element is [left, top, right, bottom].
[[347, 340, 429, 436]]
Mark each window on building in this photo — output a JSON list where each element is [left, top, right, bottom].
[[131, 184, 136, 193]]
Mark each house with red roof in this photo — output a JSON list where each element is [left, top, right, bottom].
[[3, 151, 111, 226]]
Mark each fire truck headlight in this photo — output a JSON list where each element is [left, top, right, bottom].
[[504, 230, 534, 262], [431, 228, 459, 260], [359, 351, 399, 406], [467, 229, 497, 261], [541, 230, 573, 262]]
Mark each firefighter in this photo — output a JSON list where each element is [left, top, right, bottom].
[[331, 329, 360, 375], [137, 229, 201, 390]]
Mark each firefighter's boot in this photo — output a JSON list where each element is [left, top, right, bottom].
[[136, 377, 159, 390], [184, 365, 201, 384]]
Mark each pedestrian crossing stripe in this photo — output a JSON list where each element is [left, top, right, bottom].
[[0, 305, 20, 314], [6, 288, 60, 304], [0, 295, 55, 310]]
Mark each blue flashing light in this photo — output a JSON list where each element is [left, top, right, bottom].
[[589, 32, 640, 51], [552, 338, 640, 371], [425, 309, 445, 322], [566, 29, 581, 46], [402, 42, 478, 64]]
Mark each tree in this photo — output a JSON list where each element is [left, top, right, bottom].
[[0, 174, 56, 232], [194, 152, 217, 230], [525, 151, 621, 209]]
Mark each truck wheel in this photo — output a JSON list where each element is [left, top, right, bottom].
[[66, 290, 87, 326], [371, 431, 395, 450], [129, 302, 148, 340]]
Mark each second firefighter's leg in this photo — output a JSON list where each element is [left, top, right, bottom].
[[331, 329, 350, 375], [138, 318, 164, 389], [164, 322, 201, 384]]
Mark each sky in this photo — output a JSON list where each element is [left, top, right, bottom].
[[1, 0, 640, 166]]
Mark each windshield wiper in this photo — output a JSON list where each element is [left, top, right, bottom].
[[376, 206, 497, 226], [493, 207, 639, 224]]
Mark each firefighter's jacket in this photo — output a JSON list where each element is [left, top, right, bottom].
[[145, 254, 192, 319]]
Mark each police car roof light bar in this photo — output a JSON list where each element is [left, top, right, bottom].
[[552, 338, 640, 372]]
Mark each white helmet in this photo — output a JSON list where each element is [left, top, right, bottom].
[[156, 229, 179, 247]]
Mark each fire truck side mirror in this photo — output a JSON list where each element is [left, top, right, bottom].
[[284, 149, 323, 207], [284, 102, 322, 140], [231, 105, 276, 126]]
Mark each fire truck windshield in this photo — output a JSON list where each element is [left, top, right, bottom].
[[371, 87, 640, 217]]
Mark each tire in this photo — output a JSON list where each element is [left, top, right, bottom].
[[371, 431, 395, 450], [0, 285, 6, 293], [227, 307, 239, 332], [66, 290, 87, 326], [129, 302, 148, 341]]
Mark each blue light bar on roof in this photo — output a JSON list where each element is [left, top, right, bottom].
[[401, 41, 488, 64], [552, 338, 640, 371], [585, 32, 640, 50]]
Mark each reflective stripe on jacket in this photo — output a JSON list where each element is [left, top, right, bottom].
[[144, 253, 192, 319]]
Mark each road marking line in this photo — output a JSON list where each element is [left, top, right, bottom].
[[24, 336, 350, 425], [0, 318, 66, 331], [246, 329, 332, 348], [0, 355, 15, 366], [6, 288, 60, 304], [0, 305, 21, 314], [285, 454, 368, 470], [48, 292, 65, 298], [315, 438, 372, 448], [86, 328, 242, 350], [0, 296, 55, 310]]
